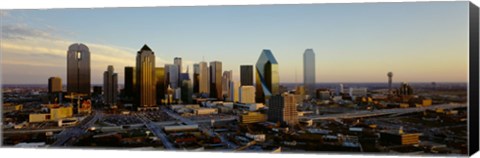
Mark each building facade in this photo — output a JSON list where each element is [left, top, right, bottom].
[[136, 44, 156, 108], [267, 94, 299, 126], [210, 61, 222, 100], [156, 67, 165, 104], [103, 65, 118, 106], [240, 65, 254, 86], [303, 49, 316, 96], [199, 61, 210, 96], [255, 49, 279, 103], [239, 85, 256, 104], [48, 77, 62, 93], [67, 43, 91, 95]]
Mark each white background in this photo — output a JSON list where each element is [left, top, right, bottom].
[[1, 0, 479, 158]]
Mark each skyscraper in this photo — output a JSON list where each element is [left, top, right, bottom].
[[229, 80, 240, 102], [240, 65, 254, 86], [210, 61, 222, 100], [103, 65, 118, 106], [181, 79, 193, 104], [156, 67, 165, 104], [267, 93, 298, 126], [67, 43, 90, 95], [174, 57, 182, 84], [222, 70, 233, 100], [255, 49, 279, 103], [124, 66, 135, 100], [303, 49, 316, 96], [199, 61, 210, 96], [136, 44, 156, 108], [166, 64, 179, 89], [193, 63, 200, 93], [48, 77, 62, 93]]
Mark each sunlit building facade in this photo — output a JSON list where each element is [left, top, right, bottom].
[[136, 44, 156, 108], [210, 61, 222, 100], [255, 49, 279, 103]]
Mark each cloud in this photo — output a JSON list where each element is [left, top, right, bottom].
[[0, 23, 146, 84]]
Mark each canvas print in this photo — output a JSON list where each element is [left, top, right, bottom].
[[1, 1, 477, 156]]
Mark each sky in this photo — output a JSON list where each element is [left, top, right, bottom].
[[0, 1, 470, 85]]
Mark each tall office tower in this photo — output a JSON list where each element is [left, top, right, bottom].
[[199, 61, 210, 96], [156, 67, 165, 104], [193, 63, 200, 93], [136, 44, 156, 108], [67, 43, 91, 95], [124, 67, 135, 100], [303, 49, 316, 96], [387, 72, 393, 95], [166, 64, 179, 89], [181, 79, 193, 104], [103, 65, 118, 106], [210, 61, 222, 100], [48, 77, 62, 93], [174, 57, 182, 84], [222, 70, 233, 100], [229, 80, 240, 102], [239, 85, 256, 104], [240, 65, 254, 86], [255, 49, 279, 103], [267, 93, 299, 126]]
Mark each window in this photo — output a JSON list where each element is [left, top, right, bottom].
[[77, 51, 82, 59]]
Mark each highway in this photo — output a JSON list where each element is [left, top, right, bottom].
[[162, 107, 239, 149], [135, 113, 176, 150], [3, 128, 65, 134], [303, 103, 466, 120], [51, 111, 103, 147]]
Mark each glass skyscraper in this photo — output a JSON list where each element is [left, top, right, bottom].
[[303, 49, 316, 96], [67, 43, 91, 95], [255, 49, 279, 103]]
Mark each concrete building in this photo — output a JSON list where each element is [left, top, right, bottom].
[[193, 108, 218, 115], [255, 49, 279, 103], [103, 65, 118, 106], [67, 43, 90, 95], [239, 86, 256, 104], [349, 87, 368, 98], [136, 44, 156, 108], [240, 65, 254, 86], [267, 93, 299, 126], [303, 49, 316, 96], [240, 112, 266, 124], [210, 61, 223, 100]]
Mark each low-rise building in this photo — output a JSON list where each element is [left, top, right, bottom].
[[193, 108, 218, 115], [240, 112, 266, 124]]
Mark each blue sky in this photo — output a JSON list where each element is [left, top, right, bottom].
[[0, 1, 470, 84]]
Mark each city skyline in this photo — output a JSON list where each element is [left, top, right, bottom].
[[1, 2, 469, 84]]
